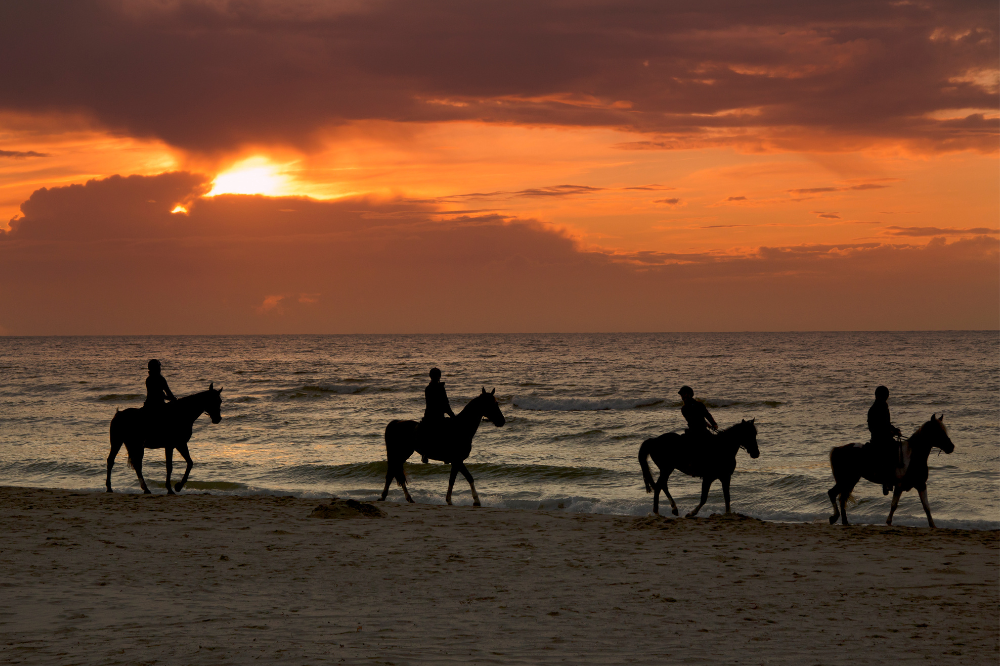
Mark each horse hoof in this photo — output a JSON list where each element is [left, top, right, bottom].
[[406, 498, 415, 504], [671, 508, 678, 516], [473, 501, 481, 507], [829, 515, 838, 525], [377, 497, 385, 502], [105, 488, 113, 493], [174, 483, 183, 493], [142, 489, 151, 495]]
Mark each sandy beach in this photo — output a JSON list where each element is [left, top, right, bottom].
[[0, 487, 996, 665]]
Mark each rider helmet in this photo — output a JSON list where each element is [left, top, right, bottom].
[[148, 359, 161, 372], [429, 367, 442, 380], [678, 385, 694, 398], [875, 385, 889, 400]]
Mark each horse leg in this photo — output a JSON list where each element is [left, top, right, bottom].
[[129, 447, 150, 494], [457, 463, 481, 507], [686, 478, 713, 518], [164, 448, 175, 495], [173, 444, 194, 493], [827, 484, 841, 525], [886, 486, 904, 526], [837, 477, 859, 525], [916, 484, 936, 528], [721, 475, 732, 514], [379, 465, 393, 501], [661, 470, 679, 516], [106, 439, 123, 493], [394, 461, 414, 503], [652, 479, 660, 515], [446, 465, 459, 505]]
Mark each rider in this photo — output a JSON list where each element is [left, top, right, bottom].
[[143, 359, 176, 437], [679, 385, 718, 441], [868, 385, 902, 496], [419, 367, 455, 463]]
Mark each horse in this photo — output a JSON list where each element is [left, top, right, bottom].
[[380, 388, 505, 506], [827, 414, 953, 527], [638, 419, 759, 517], [106, 384, 223, 494]]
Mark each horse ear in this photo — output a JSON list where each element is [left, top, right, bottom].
[[218, 387, 223, 393], [491, 388, 495, 395], [741, 418, 745, 423], [751, 418, 755, 423], [482, 387, 486, 394], [209, 382, 214, 390]]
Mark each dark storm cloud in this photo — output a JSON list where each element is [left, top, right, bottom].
[[1, 0, 996, 153]]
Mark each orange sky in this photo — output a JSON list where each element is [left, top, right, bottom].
[[0, 1, 997, 334]]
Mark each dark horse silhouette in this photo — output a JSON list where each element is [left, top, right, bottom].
[[380, 388, 505, 506], [106, 384, 223, 494], [638, 419, 759, 516], [827, 414, 953, 527]]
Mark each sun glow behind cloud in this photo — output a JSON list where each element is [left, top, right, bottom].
[[206, 156, 293, 197]]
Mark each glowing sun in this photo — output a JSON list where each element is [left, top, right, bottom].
[[207, 157, 292, 196]]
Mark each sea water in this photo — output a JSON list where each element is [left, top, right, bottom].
[[0, 332, 996, 529]]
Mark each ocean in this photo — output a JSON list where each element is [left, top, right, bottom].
[[0, 332, 996, 529]]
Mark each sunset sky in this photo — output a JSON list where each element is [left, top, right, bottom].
[[1, 0, 997, 334]]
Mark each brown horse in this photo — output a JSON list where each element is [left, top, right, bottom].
[[380, 388, 505, 506], [106, 384, 223, 494], [827, 414, 954, 527], [638, 419, 759, 517]]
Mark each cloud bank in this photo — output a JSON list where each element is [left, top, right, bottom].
[[1, 173, 996, 334]]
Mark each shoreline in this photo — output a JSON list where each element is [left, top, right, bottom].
[[1, 485, 997, 664], [2, 480, 997, 532]]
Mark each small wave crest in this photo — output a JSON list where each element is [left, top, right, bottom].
[[513, 396, 663, 411], [275, 384, 370, 399], [98, 393, 142, 401]]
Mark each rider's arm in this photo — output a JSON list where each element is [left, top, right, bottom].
[[706, 410, 718, 430], [161, 376, 176, 402]]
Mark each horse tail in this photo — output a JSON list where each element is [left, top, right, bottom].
[[638, 438, 657, 493]]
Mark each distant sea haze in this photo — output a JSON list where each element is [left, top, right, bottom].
[[0, 332, 996, 529]]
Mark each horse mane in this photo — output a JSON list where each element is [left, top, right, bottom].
[[909, 416, 947, 446]]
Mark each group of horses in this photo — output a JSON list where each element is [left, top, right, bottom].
[[106, 383, 956, 528]]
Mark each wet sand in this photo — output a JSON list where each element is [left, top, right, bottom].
[[0, 486, 996, 665]]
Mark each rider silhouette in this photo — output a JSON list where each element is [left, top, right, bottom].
[[868, 385, 902, 495], [679, 385, 717, 440], [419, 367, 455, 463], [143, 359, 176, 436]]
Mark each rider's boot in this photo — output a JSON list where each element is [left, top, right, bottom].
[[421, 455, 428, 464]]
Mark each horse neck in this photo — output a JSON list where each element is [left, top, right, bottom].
[[716, 424, 746, 455], [904, 426, 934, 465], [455, 396, 486, 438], [175, 392, 209, 425]]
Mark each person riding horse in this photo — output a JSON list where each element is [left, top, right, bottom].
[[868, 385, 902, 495], [679, 385, 717, 439], [143, 359, 176, 440], [419, 367, 455, 463]]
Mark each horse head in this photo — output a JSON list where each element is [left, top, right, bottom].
[[479, 387, 505, 427], [739, 418, 760, 459], [923, 413, 954, 454], [205, 382, 224, 424]]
